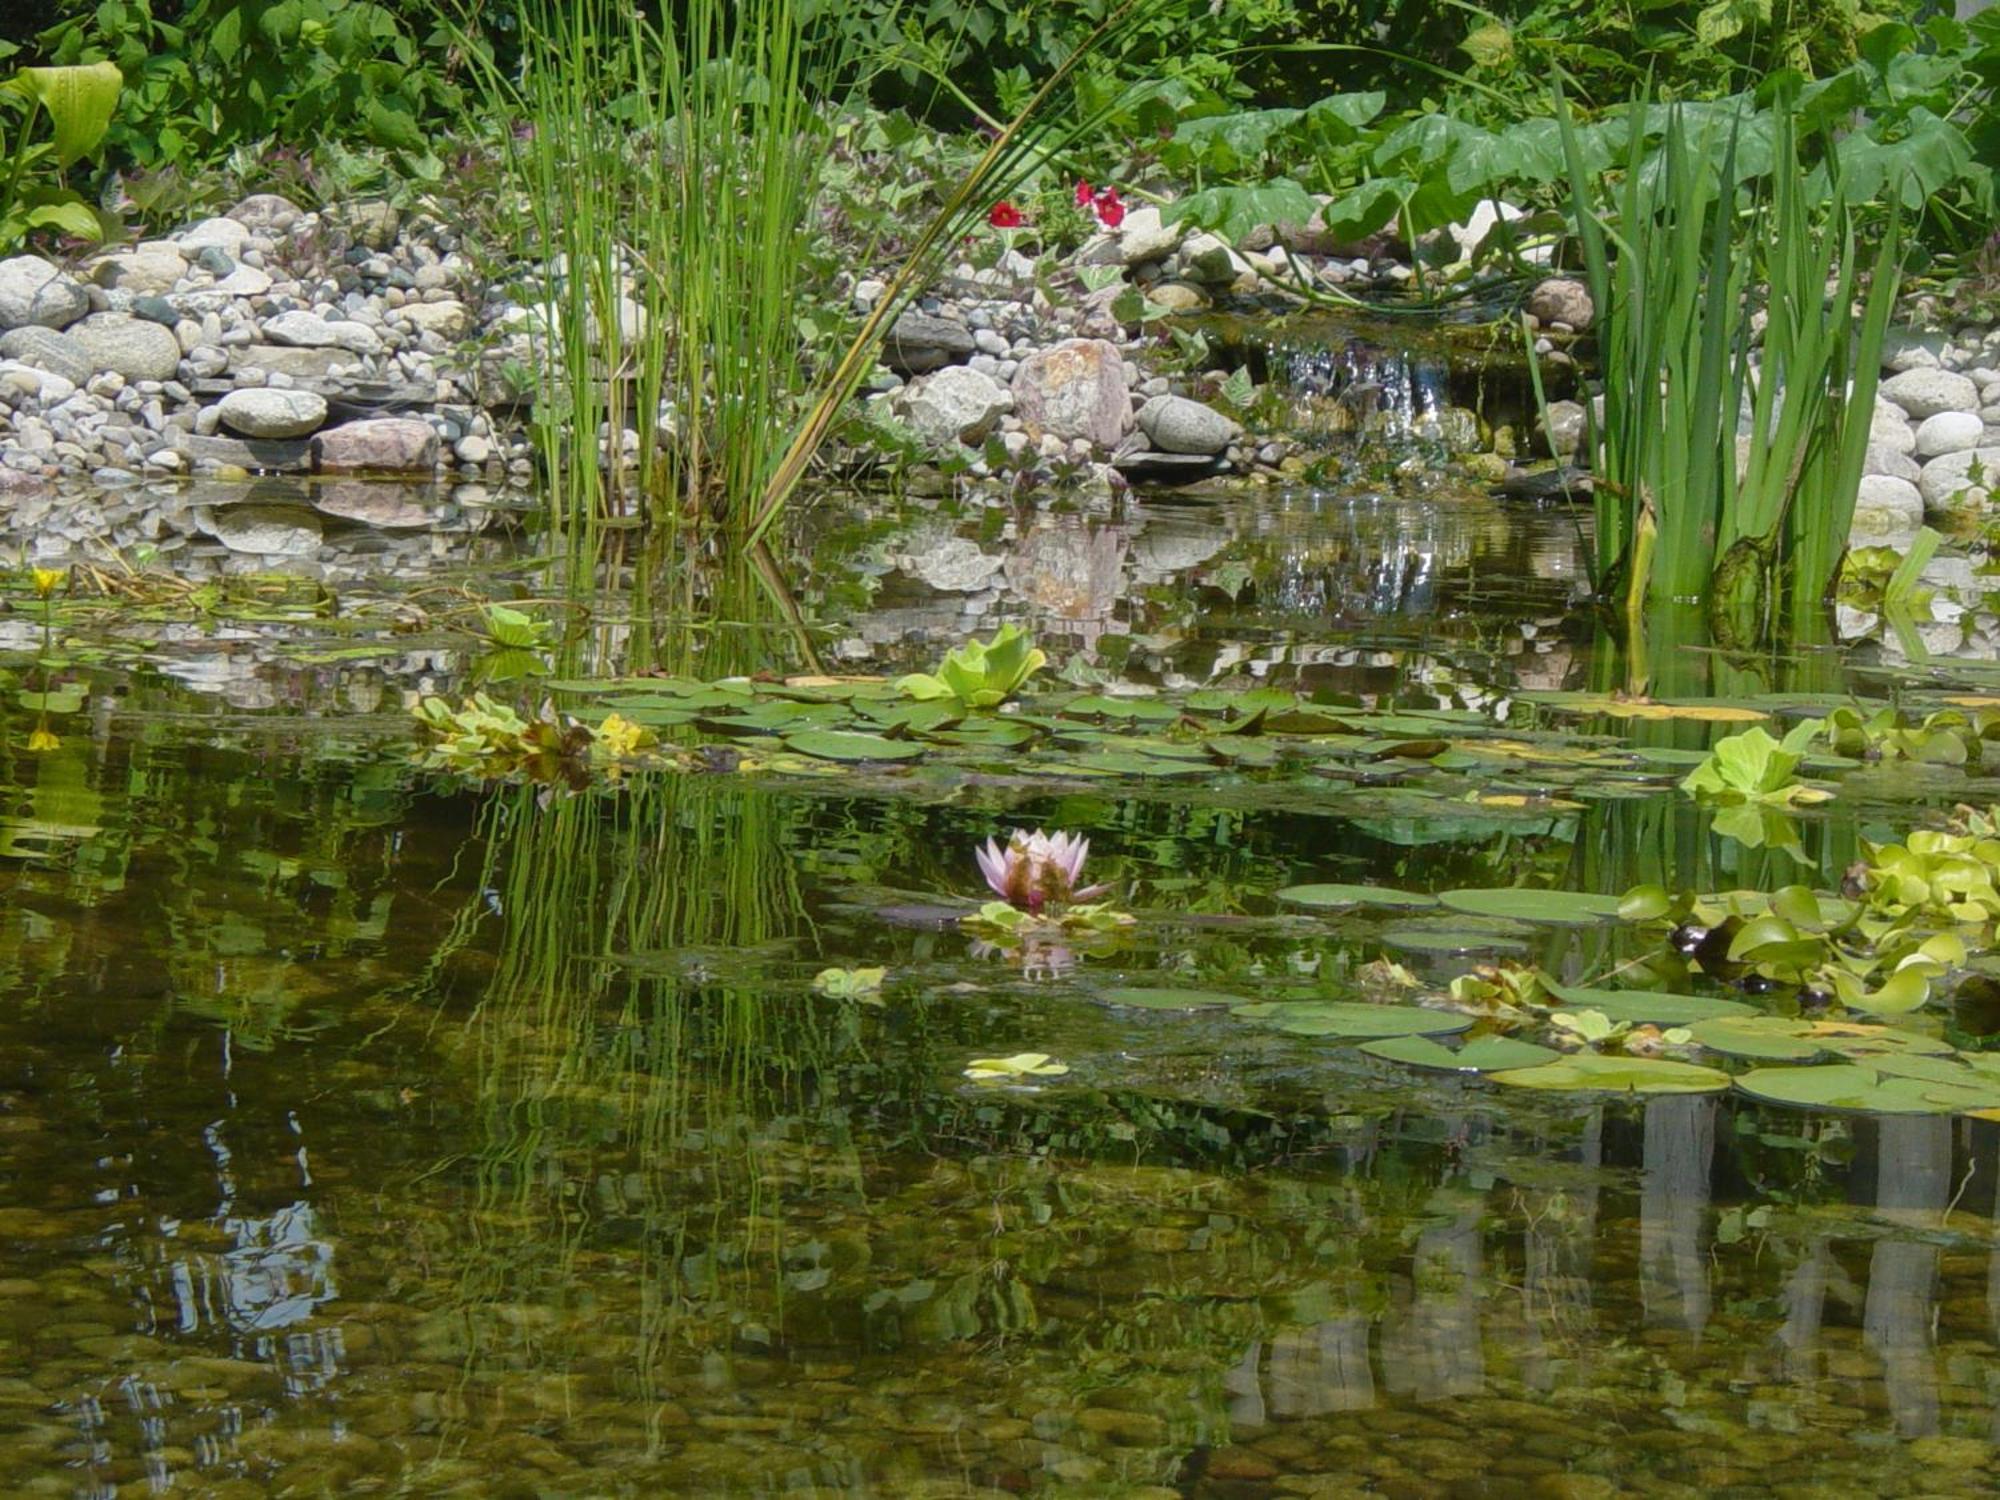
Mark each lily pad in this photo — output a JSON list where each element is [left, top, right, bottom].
[[1733, 1063, 2000, 1115], [1099, 987, 1242, 1010], [1277, 883, 1438, 911], [1381, 918, 1534, 955], [1543, 984, 1754, 1024], [1490, 1054, 1732, 1094], [1231, 1001, 1473, 1039], [1439, 888, 1624, 925], [783, 730, 926, 762], [1360, 1034, 1561, 1072]]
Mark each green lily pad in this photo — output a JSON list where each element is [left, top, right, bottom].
[[1276, 883, 1438, 911], [1439, 888, 1625, 925], [1686, 1016, 1825, 1061], [782, 730, 926, 762], [1360, 1034, 1561, 1072], [1231, 1001, 1473, 1039], [1733, 1063, 2000, 1115], [1099, 987, 1243, 1010], [1490, 1054, 1732, 1094], [1544, 984, 1754, 1023], [1381, 918, 1534, 955]]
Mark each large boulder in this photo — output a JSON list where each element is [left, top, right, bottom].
[[217, 388, 329, 439], [176, 216, 253, 258], [0, 256, 90, 331], [1115, 205, 1184, 265], [1851, 474, 1924, 537], [0, 327, 93, 387], [1010, 338, 1131, 449], [1881, 368, 1979, 422], [883, 310, 974, 375], [1918, 446, 2000, 518], [1137, 394, 1240, 455], [70, 313, 183, 381], [1526, 277, 1594, 330], [313, 417, 438, 473], [1914, 410, 1983, 459], [897, 365, 1008, 449], [87, 241, 188, 294]]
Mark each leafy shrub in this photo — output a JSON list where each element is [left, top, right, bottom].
[[31, 0, 466, 170], [0, 60, 122, 250]]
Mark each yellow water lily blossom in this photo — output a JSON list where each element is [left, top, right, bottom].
[[593, 712, 650, 759], [31, 567, 64, 599], [26, 727, 59, 753]]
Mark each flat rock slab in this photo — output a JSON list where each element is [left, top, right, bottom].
[[884, 311, 974, 375], [0, 327, 92, 387], [171, 432, 314, 473], [231, 346, 356, 379]]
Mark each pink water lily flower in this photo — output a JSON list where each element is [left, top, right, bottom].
[[975, 829, 1109, 914]]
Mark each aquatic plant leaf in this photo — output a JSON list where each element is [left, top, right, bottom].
[[1491, 1054, 1732, 1094], [813, 966, 886, 1001], [1276, 883, 1437, 911], [1381, 919, 1534, 955], [1619, 884, 1673, 921], [1439, 888, 1623, 925], [1072, 751, 1210, 777], [1567, 696, 1769, 722], [897, 625, 1046, 708], [1543, 984, 1754, 1023], [1231, 1001, 1473, 1038], [963, 1052, 1070, 1081], [783, 730, 926, 762], [18, 686, 85, 714], [1733, 1063, 1984, 1114], [1099, 987, 1242, 1010], [1686, 1016, 1827, 1060], [1361, 1034, 1561, 1072]]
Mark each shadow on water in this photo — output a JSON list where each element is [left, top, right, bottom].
[[8, 474, 2000, 1492]]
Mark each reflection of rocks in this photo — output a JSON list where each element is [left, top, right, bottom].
[[1129, 513, 1227, 579], [1005, 524, 1126, 619], [313, 481, 442, 530], [198, 503, 325, 557], [898, 534, 1003, 592]]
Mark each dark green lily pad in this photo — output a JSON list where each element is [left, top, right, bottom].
[[1099, 987, 1243, 1010], [1231, 1001, 1473, 1039], [1276, 883, 1438, 911], [1381, 918, 1534, 955], [1360, 1034, 1561, 1072], [1439, 888, 1624, 925], [1491, 1054, 1732, 1094], [783, 730, 926, 762]]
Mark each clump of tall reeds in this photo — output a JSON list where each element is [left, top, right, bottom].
[[1542, 86, 1902, 641], [464, 0, 1177, 544]]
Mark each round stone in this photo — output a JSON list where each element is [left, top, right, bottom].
[[69, 314, 183, 381], [0, 255, 90, 331], [215, 388, 328, 439], [1918, 445, 2000, 518], [1137, 394, 1242, 455], [1880, 368, 1980, 421], [1851, 473, 1923, 536], [1913, 409, 1984, 459]]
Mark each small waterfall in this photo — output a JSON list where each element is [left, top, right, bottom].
[[1281, 339, 1451, 443]]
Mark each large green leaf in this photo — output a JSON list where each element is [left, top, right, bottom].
[[14, 62, 123, 168], [1734, 1063, 2000, 1115], [1439, 888, 1623, 925], [783, 730, 925, 762], [1231, 1000, 1473, 1039], [1099, 987, 1242, 1010], [1491, 1054, 1732, 1094], [1544, 984, 1754, 1023], [1361, 1034, 1560, 1072], [1277, 883, 1436, 911]]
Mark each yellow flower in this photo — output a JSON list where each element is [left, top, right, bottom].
[[593, 712, 650, 759], [26, 727, 59, 753], [31, 567, 64, 599]]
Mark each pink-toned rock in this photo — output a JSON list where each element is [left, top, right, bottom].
[[1010, 338, 1131, 449], [313, 418, 438, 473]]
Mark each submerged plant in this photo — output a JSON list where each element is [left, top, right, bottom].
[[897, 624, 1046, 708]]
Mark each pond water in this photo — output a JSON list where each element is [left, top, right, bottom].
[[6, 455, 2000, 1497]]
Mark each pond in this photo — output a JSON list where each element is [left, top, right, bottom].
[[5, 449, 2000, 1497]]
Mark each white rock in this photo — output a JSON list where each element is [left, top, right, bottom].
[[1116, 205, 1184, 266], [1881, 329, 1948, 373], [1137, 394, 1242, 454], [69, 314, 182, 381], [326, 320, 385, 355], [176, 216, 253, 257], [0, 360, 76, 403], [212, 264, 273, 297], [400, 300, 469, 339], [1178, 233, 1249, 286], [262, 310, 344, 347], [1880, 368, 1980, 421], [0, 256, 90, 331], [216, 387, 328, 439], [1914, 410, 1984, 459], [87, 241, 189, 295], [1851, 473, 1924, 536], [897, 365, 1008, 449], [1918, 445, 2000, 517]]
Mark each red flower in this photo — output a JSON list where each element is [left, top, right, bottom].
[[1093, 188, 1126, 229], [1074, 179, 1094, 208], [988, 201, 1023, 229]]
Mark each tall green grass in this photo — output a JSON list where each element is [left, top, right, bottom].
[[465, 0, 1175, 544], [1545, 87, 1902, 640]]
